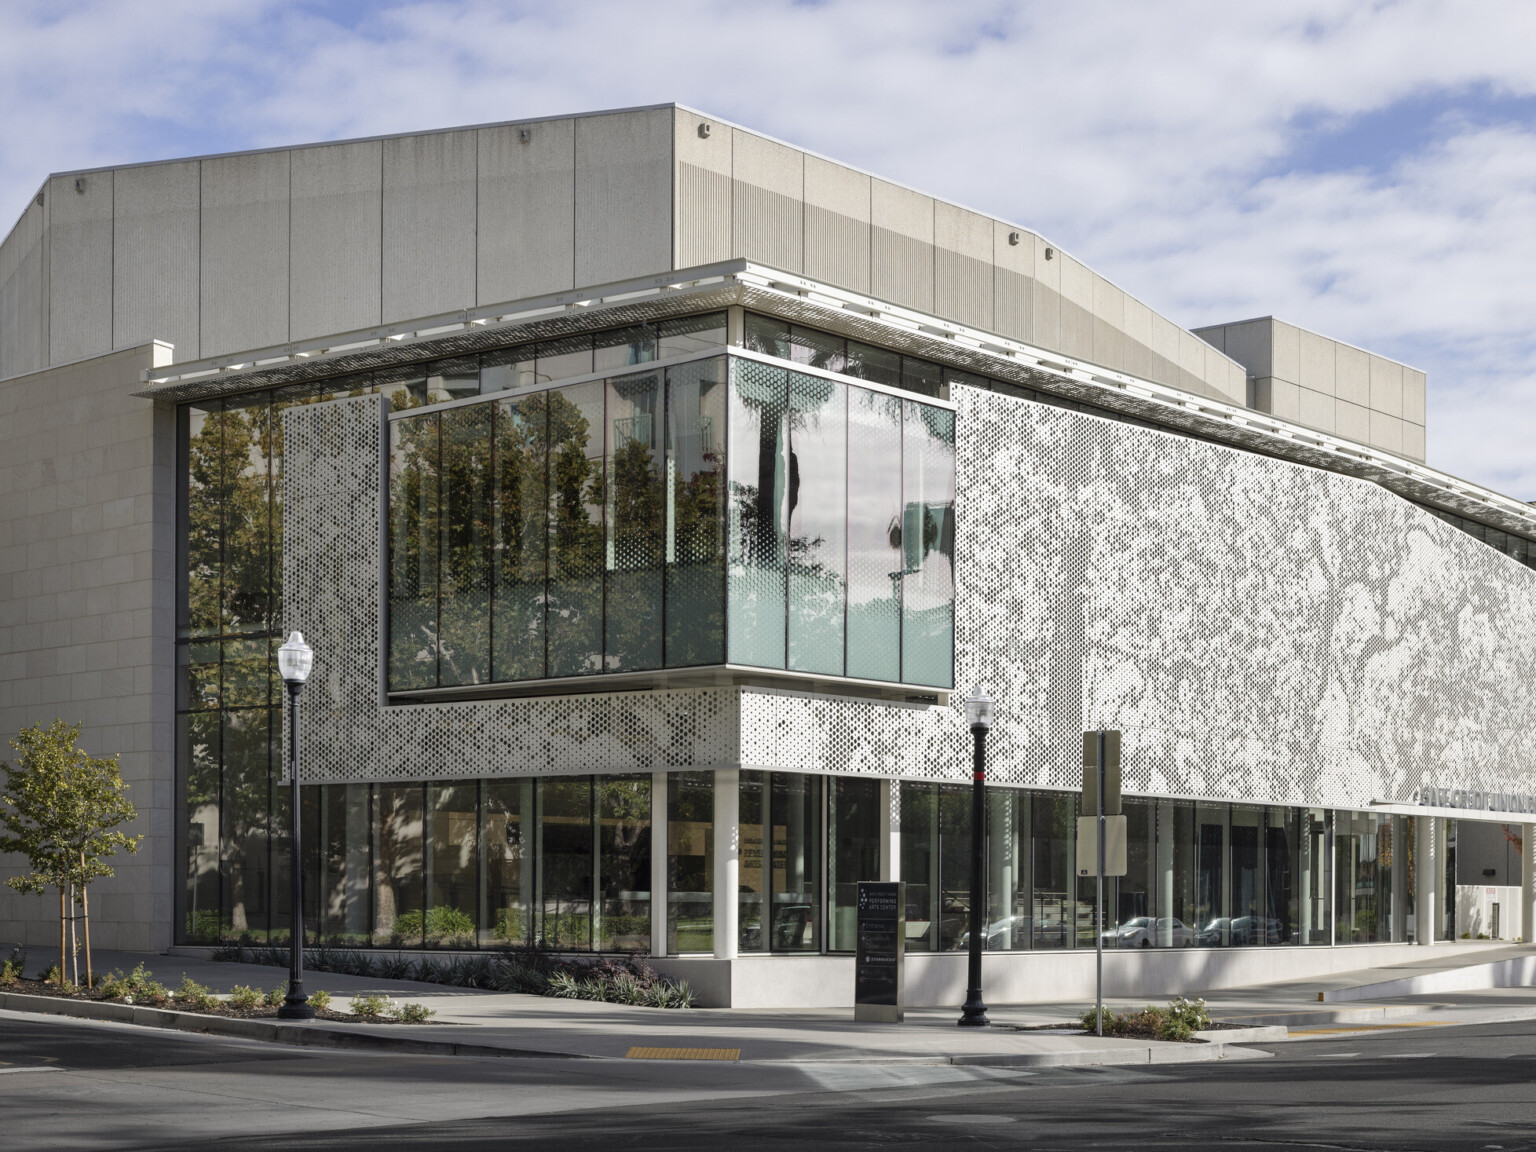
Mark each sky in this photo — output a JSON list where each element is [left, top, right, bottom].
[[3, 0, 1535, 496]]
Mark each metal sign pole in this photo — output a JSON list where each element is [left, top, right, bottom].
[[1096, 729, 1106, 1037]]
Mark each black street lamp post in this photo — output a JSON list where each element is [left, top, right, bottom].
[[958, 686, 992, 1028], [276, 631, 315, 1022]]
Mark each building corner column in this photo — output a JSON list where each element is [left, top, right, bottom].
[[713, 769, 739, 960], [1415, 815, 1437, 944]]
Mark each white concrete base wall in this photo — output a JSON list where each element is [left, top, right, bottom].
[[1456, 885, 1524, 941], [652, 941, 1500, 1009]]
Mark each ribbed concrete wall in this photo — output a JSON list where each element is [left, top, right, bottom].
[[0, 104, 1247, 406]]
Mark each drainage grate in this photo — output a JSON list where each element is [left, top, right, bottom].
[[625, 1046, 741, 1061]]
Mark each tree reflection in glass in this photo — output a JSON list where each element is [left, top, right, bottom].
[[665, 359, 727, 666], [547, 383, 605, 677]]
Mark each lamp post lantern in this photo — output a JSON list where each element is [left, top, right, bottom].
[[958, 686, 992, 1027], [276, 631, 315, 1022]]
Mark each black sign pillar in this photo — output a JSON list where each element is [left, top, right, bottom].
[[854, 881, 905, 1023]]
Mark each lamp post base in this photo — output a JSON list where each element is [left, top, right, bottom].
[[277, 996, 315, 1021], [957, 995, 990, 1027]]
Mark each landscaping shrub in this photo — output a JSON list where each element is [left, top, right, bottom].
[[261, 985, 287, 1008], [1079, 996, 1210, 1042], [227, 984, 261, 1010], [308, 990, 331, 1012], [174, 976, 217, 1012], [391, 1001, 434, 1023], [349, 993, 390, 1019]]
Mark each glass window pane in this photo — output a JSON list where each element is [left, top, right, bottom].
[[1266, 806, 1300, 946], [595, 325, 658, 373], [986, 789, 1028, 950], [180, 640, 220, 712], [901, 358, 943, 398], [1111, 801, 1155, 945], [219, 395, 275, 636], [665, 359, 727, 666], [182, 712, 222, 942], [739, 771, 766, 952], [900, 782, 938, 952], [606, 372, 664, 671], [183, 402, 223, 640], [374, 783, 425, 946], [770, 772, 820, 952], [945, 368, 988, 392], [845, 388, 902, 681], [827, 777, 880, 952], [389, 414, 440, 690], [427, 356, 482, 402], [788, 325, 846, 373], [481, 346, 537, 394], [744, 313, 789, 358], [535, 334, 594, 385], [1031, 792, 1075, 950], [938, 785, 971, 951], [668, 771, 714, 954], [493, 394, 549, 682], [222, 637, 269, 709], [845, 341, 901, 389], [484, 779, 533, 945], [547, 382, 606, 677], [425, 782, 478, 948], [438, 404, 493, 687], [787, 372, 846, 676], [1230, 805, 1264, 944], [900, 401, 954, 688], [1195, 802, 1229, 945], [377, 366, 438, 410], [598, 775, 652, 951], [316, 783, 371, 944], [727, 359, 788, 668], [540, 777, 594, 950], [659, 312, 727, 359]]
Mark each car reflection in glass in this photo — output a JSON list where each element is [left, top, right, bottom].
[[1098, 916, 1197, 948]]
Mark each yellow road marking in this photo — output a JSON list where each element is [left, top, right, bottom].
[[625, 1046, 740, 1061]]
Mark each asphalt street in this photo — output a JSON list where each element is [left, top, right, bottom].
[[4, 1010, 1536, 1150]]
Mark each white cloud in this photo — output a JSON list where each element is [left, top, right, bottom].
[[3, 0, 1536, 493]]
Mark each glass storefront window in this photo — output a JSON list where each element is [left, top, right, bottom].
[[739, 771, 766, 952], [668, 772, 714, 953], [597, 776, 652, 951], [388, 413, 440, 690], [771, 773, 822, 952], [483, 779, 533, 945], [426, 782, 478, 948], [438, 406, 493, 687], [1031, 792, 1076, 950], [539, 777, 594, 950], [492, 392, 549, 682], [827, 777, 881, 952], [547, 381, 606, 678], [373, 783, 425, 946]]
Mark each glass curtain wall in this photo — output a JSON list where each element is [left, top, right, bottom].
[[738, 771, 825, 953]]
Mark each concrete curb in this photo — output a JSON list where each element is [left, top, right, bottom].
[[1195, 1026, 1288, 1044], [0, 992, 586, 1061]]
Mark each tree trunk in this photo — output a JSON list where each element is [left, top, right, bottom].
[[56, 886, 65, 984], [81, 869, 93, 990], [67, 881, 78, 986]]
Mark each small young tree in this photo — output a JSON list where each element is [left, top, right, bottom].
[[0, 720, 141, 987]]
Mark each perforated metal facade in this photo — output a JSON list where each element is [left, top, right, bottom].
[[285, 385, 1536, 811]]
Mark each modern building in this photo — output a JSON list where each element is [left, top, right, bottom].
[[2, 104, 1533, 1008]]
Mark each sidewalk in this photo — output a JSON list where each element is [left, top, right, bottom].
[[5, 943, 1534, 1069]]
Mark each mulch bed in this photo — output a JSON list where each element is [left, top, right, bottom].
[[1011, 1018, 1244, 1042], [0, 977, 430, 1023]]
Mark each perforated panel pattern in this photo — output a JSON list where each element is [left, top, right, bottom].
[[286, 387, 1536, 812]]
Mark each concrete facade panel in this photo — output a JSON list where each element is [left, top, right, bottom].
[[476, 119, 576, 304], [1056, 255, 1093, 360], [1271, 320, 1301, 384], [729, 129, 802, 272], [1403, 422, 1426, 462], [1403, 369, 1427, 425], [114, 161, 200, 360], [200, 151, 290, 357], [1369, 355, 1403, 418], [0, 199, 45, 378], [1270, 379, 1300, 422], [1222, 319, 1273, 380], [382, 130, 477, 322], [575, 108, 673, 286], [674, 109, 731, 268], [1091, 275, 1125, 372], [1298, 386, 1335, 431], [933, 202, 992, 331], [290, 141, 382, 342], [992, 222, 1033, 342], [802, 156, 869, 293], [870, 179, 933, 312], [1336, 399, 1370, 443], [1298, 329, 1336, 397], [1335, 342, 1369, 407], [1031, 244, 1060, 350], [45, 174, 113, 368], [1369, 410, 1404, 455]]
